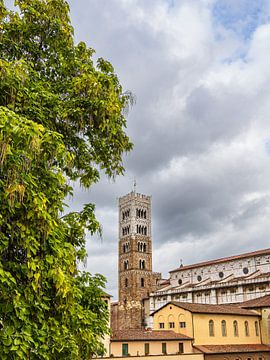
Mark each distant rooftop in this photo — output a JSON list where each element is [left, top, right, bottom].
[[111, 329, 192, 342], [170, 248, 270, 273], [195, 344, 270, 354], [240, 295, 270, 309], [150, 301, 259, 317]]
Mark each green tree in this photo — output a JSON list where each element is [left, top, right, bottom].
[[0, 0, 133, 359]]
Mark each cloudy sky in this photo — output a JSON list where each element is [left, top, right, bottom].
[[65, 0, 270, 298]]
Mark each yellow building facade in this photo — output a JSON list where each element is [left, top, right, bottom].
[[110, 329, 198, 357], [152, 302, 261, 346]]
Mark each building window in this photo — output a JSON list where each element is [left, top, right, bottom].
[[255, 321, 259, 336], [209, 320, 215, 337], [243, 267, 249, 274], [169, 322, 175, 328], [124, 260, 129, 270], [125, 278, 128, 287], [233, 320, 238, 337], [178, 343, 184, 354], [141, 278, 145, 287], [180, 322, 186, 328], [197, 275, 202, 282], [162, 343, 167, 354], [139, 259, 145, 269], [144, 343, 149, 355], [159, 322, 165, 329], [219, 271, 224, 279], [178, 279, 182, 285], [221, 320, 227, 337], [122, 343, 129, 356], [245, 321, 249, 336]]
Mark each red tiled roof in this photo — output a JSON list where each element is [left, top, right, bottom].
[[111, 329, 193, 342], [151, 301, 259, 317], [240, 295, 270, 309], [170, 248, 270, 273], [195, 344, 270, 354]]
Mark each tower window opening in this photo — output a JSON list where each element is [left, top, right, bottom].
[[141, 278, 145, 287], [123, 242, 130, 253], [143, 243, 147, 252], [139, 259, 145, 270], [124, 260, 129, 270], [122, 209, 130, 220], [125, 278, 128, 287]]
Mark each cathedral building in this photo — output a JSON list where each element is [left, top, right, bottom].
[[112, 190, 270, 333], [148, 247, 270, 326]]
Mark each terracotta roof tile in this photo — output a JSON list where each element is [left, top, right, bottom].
[[170, 248, 270, 273], [151, 301, 259, 317], [111, 329, 192, 342], [240, 295, 270, 308], [195, 344, 270, 354]]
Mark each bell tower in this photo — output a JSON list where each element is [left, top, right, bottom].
[[116, 191, 161, 330]]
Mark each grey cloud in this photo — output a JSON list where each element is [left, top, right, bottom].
[[66, 1, 270, 297]]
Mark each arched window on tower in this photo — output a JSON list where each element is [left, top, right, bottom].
[[124, 260, 129, 270], [139, 260, 145, 269], [141, 278, 145, 287], [125, 278, 128, 287], [143, 243, 147, 252], [144, 227, 147, 235]]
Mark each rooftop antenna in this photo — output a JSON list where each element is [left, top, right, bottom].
[[133, 178, 137, 193]]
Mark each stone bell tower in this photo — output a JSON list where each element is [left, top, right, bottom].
[[115, 191, 161, 330]]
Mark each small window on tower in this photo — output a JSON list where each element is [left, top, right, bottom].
[[141, 278, 145, 287], [125, 278, 128, 287]]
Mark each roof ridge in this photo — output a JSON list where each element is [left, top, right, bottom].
[[170, 247, 270, 273]]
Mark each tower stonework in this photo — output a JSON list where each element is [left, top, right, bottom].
[[114, 191, 161, 330]]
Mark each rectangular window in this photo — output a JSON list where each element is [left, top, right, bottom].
[[178, 343, 184, 353], [179, 322, 186, 328], [122, 343, 128, 356], [144, 343, 150, 355], [162, 343, 167, 354], [159, 322, 164, 329], [169, 322, 175, 328]]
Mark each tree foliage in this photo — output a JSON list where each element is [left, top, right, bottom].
[[0, 0, 133, 358]]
